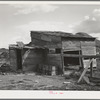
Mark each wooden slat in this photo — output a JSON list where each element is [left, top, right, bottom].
[[63, 48, 81, 51], [90, 61, 93, 78], [22, 49, 30, 64], [77, 58, 94, 83], [81, 47, 96, 55], [63, 54, 100, 58], [9, 49, 17, 71], [62, 41, 80, 49], [81, 41, 95, 46]]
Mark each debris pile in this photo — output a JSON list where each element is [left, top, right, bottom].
[[0, 48, 12, 74], [0, 63, 12, 74]]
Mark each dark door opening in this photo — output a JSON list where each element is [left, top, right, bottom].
[[63, 50, 80, 70], [16, 49, 22, 70], [64, 57, 80, 66]]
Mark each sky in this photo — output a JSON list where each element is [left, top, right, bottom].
[[1, 2, 100, 48]]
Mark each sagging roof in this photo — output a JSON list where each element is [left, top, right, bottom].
[[31, 31, 95, 39]]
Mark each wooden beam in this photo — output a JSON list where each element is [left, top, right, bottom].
[[77, 58, 94, 83], [63, 54, 100, 58], [90, 60, 93, 78], [22, 49, 31, 65], [79, 50, 83, 68], [61, 49, 64, 74]]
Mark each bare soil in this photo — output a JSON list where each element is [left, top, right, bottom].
[[0, 72, 99, 90]]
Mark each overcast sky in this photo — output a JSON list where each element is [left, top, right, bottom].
[[0, 3, 100, 48]]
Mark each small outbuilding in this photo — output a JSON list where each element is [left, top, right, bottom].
[[9, 31, 97, 75]]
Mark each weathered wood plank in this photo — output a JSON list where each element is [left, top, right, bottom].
[[63, 54, 100, 58], [23, 64, 37, 72], [90, 60, 93, 77], [46, 54, 61, 67], [77, 58, 94, 83], [9, 49, 17, 71], [41, 34, 51, 42], [81, 47, 96, 55], [81, 41, 95, 46], [62, 41, 80, 50], [22, 49, 30, 64]]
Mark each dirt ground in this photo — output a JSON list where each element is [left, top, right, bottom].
[[0, 72, 99, 90]]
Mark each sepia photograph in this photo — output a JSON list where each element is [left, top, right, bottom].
[[0, 1, 100, 96]]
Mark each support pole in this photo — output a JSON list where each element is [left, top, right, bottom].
[[61, 49, 64, 75], [90, 59, 93, 78]]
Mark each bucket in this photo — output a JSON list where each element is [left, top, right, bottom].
[[51, 66, 56, 75]]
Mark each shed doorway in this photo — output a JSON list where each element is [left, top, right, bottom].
[[16, 49, 22, 70]]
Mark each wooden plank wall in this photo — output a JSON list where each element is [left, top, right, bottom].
[[32, 38, 61, 48], [81, 41, 96, 55], [62, 38, 97, 68], [22, 49, 44, 72], [31, 32, 61, 48], [9, 48, 17, 71], [45, 54, 62, 74], [62, 40, 80, 50], [81, 41, 97, 68], [96, 47, 100, 70]]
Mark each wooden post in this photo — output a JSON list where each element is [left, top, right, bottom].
[[61, 49, 64, 74], [21, 48, 23, 71], [79, 50, 84, 69], [78, 58, 93, 83], [90, 58, 93, 78], [80, 42, 84, 69]]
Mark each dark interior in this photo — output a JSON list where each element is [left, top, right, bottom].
[[16, 49, 22, 70], [64, 57, 80, 66], [63, 50, 80, 66]]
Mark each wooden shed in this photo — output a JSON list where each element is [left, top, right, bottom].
[[9, 31, 97, 74]]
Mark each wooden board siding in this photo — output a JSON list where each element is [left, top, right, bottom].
[[81, 47, 96, 55], [45, 42, 61, 48], [45, 54, 62, 74], [62, 40, 80, 50], [32, 38, 61, 48], [62, 38, 97, 69], [32, 38, 46, 46], [31, 32, 61, 48], [9, 48, 17, 71], [97, 59, 100, 70], [81, 41, 96, 55], [22, 49, 44, 72], [96, 47, 100, 70], [81, 41, 97, 68], [31, 31, 61, 42]]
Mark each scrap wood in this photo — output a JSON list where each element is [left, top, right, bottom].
[[83, 76, 90, 84], [77, 58, 94, 83], [22, 49, 30, 64], [16, 41, 24, 48]]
